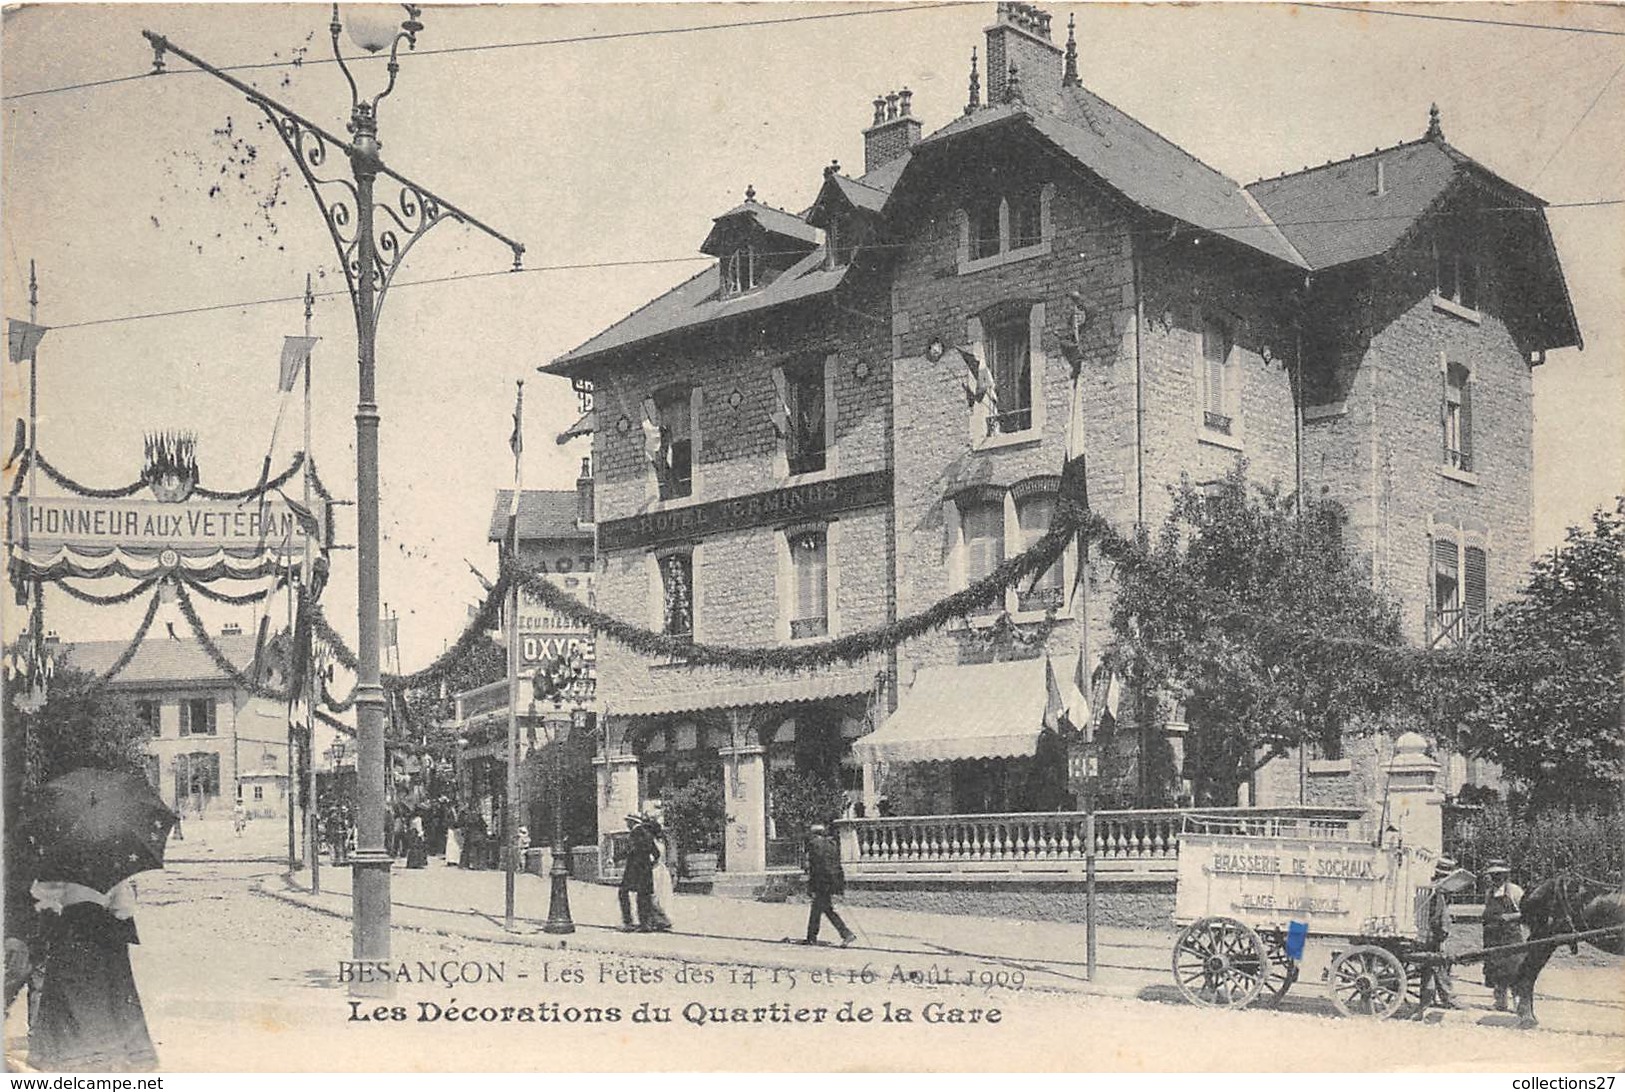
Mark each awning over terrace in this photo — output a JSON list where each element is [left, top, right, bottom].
[[853, 658, 1047, 764]]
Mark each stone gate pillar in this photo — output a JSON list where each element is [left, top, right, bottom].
[[593, 752, 640, 875], [718, 744, 767, 874], [1383, 731, 1443, 858]]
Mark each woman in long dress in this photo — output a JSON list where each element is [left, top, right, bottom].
[[28, 879, 157, 1072], [444, 814, 462, 867], [643, 817, 675, 932], [405, 813, 429, 869]]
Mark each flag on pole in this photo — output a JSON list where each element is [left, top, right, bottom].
[[958, 347, 998, 413], [279, 335, 319, 392], [1042, 655, 1065, 732], [275, 489, 322, 539], [770, 369, 792, 439], [1059, 355, 1091, 610], [7, 319, 46, 363], [507, 381, 524, 550], [381, 615, 398, 651], [1062, 646, 1089, 735]]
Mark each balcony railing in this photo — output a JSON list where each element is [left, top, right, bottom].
[[837, 806, 1367, 880], [1426, 605, 1486, 649]]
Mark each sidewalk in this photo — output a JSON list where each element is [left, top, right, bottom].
[[265, 857, 1625, 1031], [269, 857, 1170, 998]]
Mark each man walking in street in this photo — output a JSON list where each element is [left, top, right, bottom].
[[1481, 859, 1526, 1012], [801, 824, 855, 947]]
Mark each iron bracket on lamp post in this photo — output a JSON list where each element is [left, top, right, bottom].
[[143, 8, 523, 982]]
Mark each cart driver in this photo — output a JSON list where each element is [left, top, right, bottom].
[[1414, 856, 1462, 1015]]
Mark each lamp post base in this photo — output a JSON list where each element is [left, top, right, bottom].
[[543, 860, 574, 934]]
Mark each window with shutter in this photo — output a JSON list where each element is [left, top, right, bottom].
[[986, 315, 1032, 436], [1444, 363, 1470, 470], [961, 498, 1005, 586], [656, 388, 693, 500], [1431, 538, 1461, 646], [1016, 493, 1063, 611], [1464, 546, 1487, 621], [1202, 318, 1234, 435], [785, 361, 826, 475], [659, 552, 694, 642], [788, 530, 829, 639]]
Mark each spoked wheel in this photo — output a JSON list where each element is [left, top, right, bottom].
[[1328, 945, 1408, 1019], [1172, 916, 1268, 1009], [1259, 929, 1300, 1006]]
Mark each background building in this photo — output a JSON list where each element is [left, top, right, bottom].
[[62, 625, 295, 820]]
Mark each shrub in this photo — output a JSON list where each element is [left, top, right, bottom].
[[769, 769, 847, 840], [659, 778, 728, 859], [1448, 803, 1624, 889]]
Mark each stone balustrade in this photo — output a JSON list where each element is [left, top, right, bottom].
[[837, 806, 1367, 880]]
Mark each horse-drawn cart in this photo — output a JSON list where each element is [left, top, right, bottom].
[[1171, 815, 1445, 1018]]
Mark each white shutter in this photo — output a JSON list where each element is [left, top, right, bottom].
[[775, 531, 792, 643], [827, 521, 843, 638]]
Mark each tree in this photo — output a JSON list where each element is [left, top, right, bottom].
[[2, 660, 150, 789], [1453, 499, 1623, 811], [659, 778, 729, 875], [1108, 469, 1409, 805]]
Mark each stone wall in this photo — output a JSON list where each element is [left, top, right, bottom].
[[845, 879, 1175, 929]]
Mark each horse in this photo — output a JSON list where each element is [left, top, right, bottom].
[[1508, 873, 1625, 1028]]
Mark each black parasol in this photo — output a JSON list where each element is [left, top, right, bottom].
[[20, 768, 178, 893]]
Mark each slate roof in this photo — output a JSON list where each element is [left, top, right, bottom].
[[61, 634, 260, 688], [488, 489, 592, 543], [548, 248, 849, 371], [1247, 139, 1473, 270], [912, 97, 1306, 268], [700, 200, 820, 255]]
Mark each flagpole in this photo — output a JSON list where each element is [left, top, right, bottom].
[[505, 380, 524, 931], [301, 274, 319, 892]]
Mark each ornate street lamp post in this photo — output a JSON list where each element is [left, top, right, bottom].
[[144, 6, 523, 977], [532, 647, 587, 933]]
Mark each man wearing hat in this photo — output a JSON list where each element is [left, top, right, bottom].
[[801, 824, 856, 947], [1414, 856, 1462, 1014], [1481, 859, 1525, 1011], [618, 814, 658, 932]]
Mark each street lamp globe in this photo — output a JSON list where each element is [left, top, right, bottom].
[[345, 5, 408, 53]]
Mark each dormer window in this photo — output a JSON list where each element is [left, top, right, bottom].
[[957, 182, 1055, 275], [1434, 237, 1479, 313], [722, 246, 758, 297]]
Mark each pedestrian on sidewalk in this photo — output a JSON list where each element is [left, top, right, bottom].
[[801, 824, 855, 947], [232, 801, 246, 836], [1481, 859, 1525, 1012], [617, 815, 658, 932], [27, 879, 158, 1072], [643, 815, 674, 932]]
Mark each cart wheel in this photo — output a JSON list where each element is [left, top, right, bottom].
[[1328, 945, 1408, 1018], [1172, 917, 1267, 1009], [1259, 929, 1300, 1007]]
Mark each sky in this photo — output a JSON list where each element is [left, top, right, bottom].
[[3, 1, 1622, 674]]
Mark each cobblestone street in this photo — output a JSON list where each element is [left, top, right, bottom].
[[7, 860, 1621, 1072]]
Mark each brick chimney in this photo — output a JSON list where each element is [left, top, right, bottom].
[[576, 456, 595, 527], [985, 1, 1064, 112], [863, 88, 921, 174]]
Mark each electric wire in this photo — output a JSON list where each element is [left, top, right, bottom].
[[31, 200, 1625, 333], [3, 3, 965, 103], [1300, 4, 1625, 38], [1532, 57, 1625, 184]]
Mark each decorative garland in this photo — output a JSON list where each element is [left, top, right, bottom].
[[51, 576, 161, 606], [181, 572, 286, 606], [322, 678, 356, 713], [99, 587, 164, 683], [173, 579, 290, 703], [314, 707, 353, 734], [34, 451, 147, 499], [22, 448, 326, 504]]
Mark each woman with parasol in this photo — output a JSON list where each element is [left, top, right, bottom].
[[20, 767, 177, 1072]]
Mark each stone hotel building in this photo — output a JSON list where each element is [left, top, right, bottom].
[[544, 3, 1580, 896]]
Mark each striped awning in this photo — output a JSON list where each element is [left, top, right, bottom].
[[853, 659, 1047, 763], [613, 666, 876, 718]]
